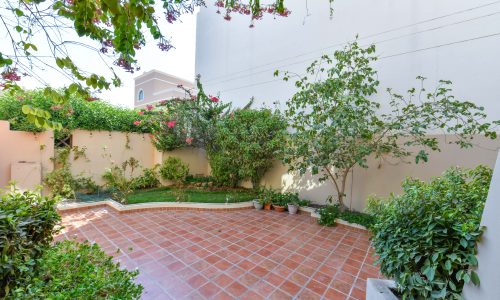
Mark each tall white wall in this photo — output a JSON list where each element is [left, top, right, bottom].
[[195, 0, 500, 122]]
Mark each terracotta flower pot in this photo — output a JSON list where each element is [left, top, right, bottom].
[[264, 203, 272, 210], [273, 205, 285, 212]]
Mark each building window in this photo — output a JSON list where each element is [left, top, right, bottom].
[[137, 89, 144, 101]]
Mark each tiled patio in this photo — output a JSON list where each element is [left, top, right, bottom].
[[57, 208, 381, 300]]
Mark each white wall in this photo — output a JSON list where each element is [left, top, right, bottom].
[[195, 0, 500, 209], [195, 0, 500, 122], [462, 151, 500, 300]]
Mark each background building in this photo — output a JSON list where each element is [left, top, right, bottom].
[[134, 70, 194, 108]]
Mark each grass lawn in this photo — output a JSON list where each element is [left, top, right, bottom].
[[126, 187, 257, 204]]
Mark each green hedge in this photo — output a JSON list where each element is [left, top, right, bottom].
[[0, 188, 60, 297], [13, 240, 143, 299], [370, 166, 491, 299], [0, 90, 148, 135]]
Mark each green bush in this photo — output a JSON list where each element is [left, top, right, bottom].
[[130, 166, 160, 190], [13, 240, 143, 299], [159, 157, 189, 185], [0, 188, 60, 298], [209, 109, 287, 188], [318, 204, 340, 227], [371, 166, 492, 299], [102, 166, 133, 203], [0, 89, 149, 137]]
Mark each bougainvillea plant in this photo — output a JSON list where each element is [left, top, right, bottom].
[[278, 41, 499, 209], [136, 75, 231, 151], [0, 0, 290, 129]]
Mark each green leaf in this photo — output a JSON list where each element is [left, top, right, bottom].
[[471, 271, 480, 285]]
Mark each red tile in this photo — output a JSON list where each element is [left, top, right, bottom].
[[199, 282, 221, 298], [225, 281, 247, 297], [269, 289, 293, 300], [350, 287, 365, 300], [324, 288, 348, 300], [306, 279, 328, 295], [213, 273, 234, 288], [187, 274, 208, 289], [280, 280, 301, 296]]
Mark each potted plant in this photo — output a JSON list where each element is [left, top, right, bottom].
[[284, 193, 305, 215], [253, 199, 264, 210], [258, 187, 274, 210], [272, 193, 287, 212]]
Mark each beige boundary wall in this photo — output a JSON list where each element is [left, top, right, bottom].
[[1, 120, 499, 211], [70, 130, 157, 185], [0, 120, 54, 191]]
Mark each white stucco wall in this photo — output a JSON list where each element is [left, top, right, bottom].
[[462, 151, 500, 300], [195, 0, 500, 122]]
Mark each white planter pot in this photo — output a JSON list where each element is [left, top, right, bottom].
[[366, 278, 398, 300], [288, 204, 298, 214], [253, 199, 263, 210]]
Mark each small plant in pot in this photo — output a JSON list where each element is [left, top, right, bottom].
[[258, 187, 274, 210], [272, 193, 288, 212], [283, 192, 300, 214]]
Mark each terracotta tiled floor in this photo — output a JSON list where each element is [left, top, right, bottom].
[[57, 208, 381, 300]]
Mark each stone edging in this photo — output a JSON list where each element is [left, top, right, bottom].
[[57, 199, 254, 214]]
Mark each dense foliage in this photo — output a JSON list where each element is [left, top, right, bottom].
[[159, 157, 189, 185], [0, 188, 60, 298], [0, 90, 148, 137], [12, 240, 143, 299], [370, 166, 491, 299], [209, 108, 287, 188], [139, 77, 232, 151], [130, 166, 161, 190], [279, 41, 499, 208]]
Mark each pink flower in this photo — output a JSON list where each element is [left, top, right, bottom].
[[133, 120, 141, 126], [167, 120, 176, 128], [209, 95, 219, 103], [159, 100, 167, 105], [185, 137, 193, 144], [146, 104, 153, 111], [191, 95, 197, 100], [138, 111, 144, 115]]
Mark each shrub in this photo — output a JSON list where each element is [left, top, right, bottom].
[[318, 204, 340, 227], [0, 188, 60, 298], [102, 166, 133, 203], [12, 240, 143, 299], [159, 157, 189, 185], [130, 166, 160, 190], [370, 166, 492, 299], [209, 108, 287, 188]]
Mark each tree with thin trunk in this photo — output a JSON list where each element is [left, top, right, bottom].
[[278, 41, 499, 209]]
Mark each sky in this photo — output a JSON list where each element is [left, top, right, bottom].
[[1, 5, 198, 108]]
